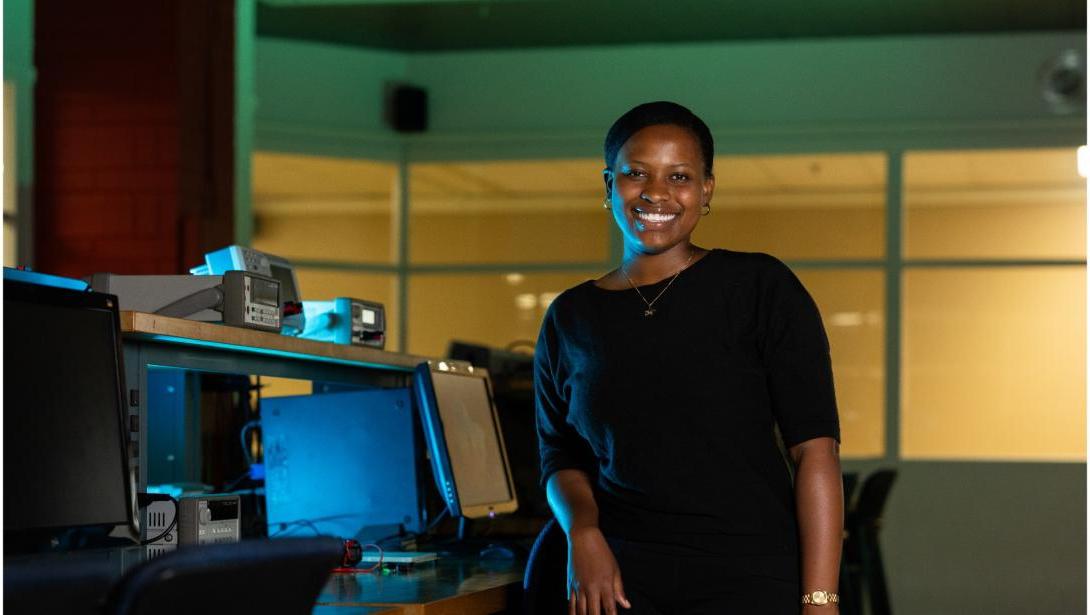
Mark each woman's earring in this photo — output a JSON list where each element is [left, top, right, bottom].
[[701, 203, 711, 216], [603, 199, 611, 210]]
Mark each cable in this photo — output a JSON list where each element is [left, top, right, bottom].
[[269, 519, 322, 537], [267, 513, 364, 538], [220, 469, 252, 494], [356, 543, 384, 573], [424, 505, 450, 535], [369, 505, 449, 548], [239, 419, 260, 466]]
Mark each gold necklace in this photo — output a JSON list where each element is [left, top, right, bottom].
[[620, 249, 696, 317]]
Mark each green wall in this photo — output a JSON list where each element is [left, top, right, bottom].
[[255, 37, 407, 159], [406, 32, 1083, 149], [257, 31, 1085, 160]]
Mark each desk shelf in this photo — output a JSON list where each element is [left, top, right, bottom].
[[121, 311, 430, 373], [120, 312, 436, 491]]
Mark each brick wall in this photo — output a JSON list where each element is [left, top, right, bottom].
[[33, 0, 234, 277]]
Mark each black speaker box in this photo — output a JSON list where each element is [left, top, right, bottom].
[[385, 84, 428, 133]]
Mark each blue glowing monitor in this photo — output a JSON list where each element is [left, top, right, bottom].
[[261, 388, 423, 542], [413, 362, 518, 520]]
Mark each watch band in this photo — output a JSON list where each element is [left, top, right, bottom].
[[801, 590, 839, 606]]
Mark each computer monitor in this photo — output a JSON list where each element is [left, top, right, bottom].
[[412, 362, 518, 520], [447, 341, 550, 518], [3, 279, 137, 541]]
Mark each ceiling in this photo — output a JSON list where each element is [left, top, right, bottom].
[[256, 0, 1086, 52]]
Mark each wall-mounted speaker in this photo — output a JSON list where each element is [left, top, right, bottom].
[[1038, 49, 1085, 115], [385, 84, 428, 133]]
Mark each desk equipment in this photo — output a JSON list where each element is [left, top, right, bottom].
[[3, 279, 137, 550], [359, 551, 439, 571], [177, 494, 241, 545], [412, 361, 518, 521], [87, 271, 281, 332], [139, 494, 178, 557], [301, 297, 386, 349], [191, 245, 305, 335]]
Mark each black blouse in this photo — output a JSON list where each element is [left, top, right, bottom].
[[534, 249, 840, 556]]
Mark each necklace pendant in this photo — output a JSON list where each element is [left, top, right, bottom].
[[643, 307, 656, 317]]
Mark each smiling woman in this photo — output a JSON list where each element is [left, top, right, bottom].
[[536, 102, 844, 615]]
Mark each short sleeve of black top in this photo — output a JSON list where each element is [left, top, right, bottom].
[[534, 249, 839, 556]]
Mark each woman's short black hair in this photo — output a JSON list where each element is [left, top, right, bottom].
[[604, 101, 714, 176]]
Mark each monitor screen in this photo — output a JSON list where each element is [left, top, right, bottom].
[[3, 280, 135, 535], [413, 364, 518, 519]]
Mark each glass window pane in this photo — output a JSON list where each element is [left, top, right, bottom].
[[4, 222, 14, 267], [409, 160, 611, 264], [902, 267, 1086, 460], [252, 152, 395, 263], [258, 376, 312, 398], [904, 149, 1086, 259], [796, 269, 885, 458], [694, 153, 885, 259], [407, 271, 596, 358], [294, 268, 400, 351]]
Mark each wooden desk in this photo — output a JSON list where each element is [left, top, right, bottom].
[[119, 311, 432, 490], [316, 557, 524, 615]]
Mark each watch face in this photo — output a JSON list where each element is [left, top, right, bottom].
[[812, 591, 828, 605]]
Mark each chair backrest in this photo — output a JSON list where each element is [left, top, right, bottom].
[[523, 518, 568, 615], [4, 554, 116, 615], [854, 469, 898, 525], [842, 472, 860, 511], [104, 537, 343, 615]]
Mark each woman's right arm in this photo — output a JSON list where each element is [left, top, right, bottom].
[[547, 468, 631, 615]]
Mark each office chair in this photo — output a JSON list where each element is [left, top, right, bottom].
[[104, 537, 343, 615], [3, 554, 117, 615], [523, 517, 568, 614], [838, 472, 861, 615], [843, 469, 897, 615], [842, 472, 860, 511]]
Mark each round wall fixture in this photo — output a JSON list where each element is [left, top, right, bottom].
[[1038, 49, 1086, 115]]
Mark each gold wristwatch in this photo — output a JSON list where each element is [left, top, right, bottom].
[[801, 590, 839, 606]]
